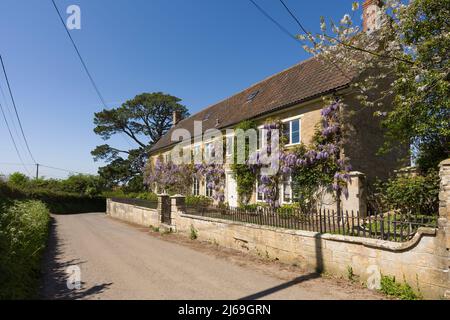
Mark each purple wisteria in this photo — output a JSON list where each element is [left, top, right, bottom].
[[194, 163, 226, 202], [247, 100, 353, 206]]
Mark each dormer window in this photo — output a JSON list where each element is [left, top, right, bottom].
[[246, 90, 260, 102]]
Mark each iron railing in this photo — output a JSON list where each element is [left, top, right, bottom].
[[185, 204, 438, 243], [110, 197, 158, 210]]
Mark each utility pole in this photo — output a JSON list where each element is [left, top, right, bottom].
[[35, 163, 39, 180]]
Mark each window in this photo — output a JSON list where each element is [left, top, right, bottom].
[[206, 176, 214, 197], [193, 145, 201, 161], [282, 175, 293, 204], [226, 136, 234, 156], [256, 177, 266, 202], [283, 117, 301, 145], [192, 177, 200, 196], [163, 153, 171, 163], [205, 142, 215, 159], [257, 127, 266, 151], [203, 112, 211, 121], [246, 90, 260, 102]]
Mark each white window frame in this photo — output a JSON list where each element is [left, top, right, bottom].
[[205, 142, 215, 159], [225, 134, 234, 157], [192, 177, 200, 196], [281, 174, 293, 204], [255, 177, 266, 202], [193, 143, 202, 162], [163, 152, 171, 163], [282, 115, 303, 146], [257, 125, 266, 151]]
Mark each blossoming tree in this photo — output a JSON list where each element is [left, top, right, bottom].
[[299, 0, 449, 171]]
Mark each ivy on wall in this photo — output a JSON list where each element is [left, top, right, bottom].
[[231, 120, 258, 205]]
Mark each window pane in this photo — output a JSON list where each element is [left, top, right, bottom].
[[283, 182, 292, 203], [192, 178, 199, 196], [291, 119, 300, 144], [226, 137, 233, 155]]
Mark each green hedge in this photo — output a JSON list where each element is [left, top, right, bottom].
[[0, 182, 106, 214], [375, 171, 439, 215], [102, 190, 158, 201], [0, 199, 50, 299], [185, 195, 212, 206]]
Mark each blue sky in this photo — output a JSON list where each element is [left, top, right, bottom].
[[0, 0, 359, 178]]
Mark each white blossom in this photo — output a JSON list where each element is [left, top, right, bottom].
[[340, 14, 352, 25]]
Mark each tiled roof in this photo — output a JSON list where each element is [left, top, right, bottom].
[[150, 57, 355, 153]]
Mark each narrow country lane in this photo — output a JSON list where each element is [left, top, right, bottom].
[[40, 213, 382, 300]]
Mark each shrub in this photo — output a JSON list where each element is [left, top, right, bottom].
[[380, 275, 422, 300], [0, 181, 106, 214], [0, 200, 50, 299], [185, 195, 212, 207], [7, 172, 29, 189], [375, 170, 439, 215], [5, 172, 105, 196], [277, 203, 300, 218], [189, 224, 198, 240], [239, 203, 259, 211], [103, 190, 158, 202]]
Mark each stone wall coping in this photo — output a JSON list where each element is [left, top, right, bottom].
[[348, 171, 365, 176], [440, 158, 450, 167], [108, 199, 158, 212], [170, 194, 186, 199], [179, 212, 437, 252]]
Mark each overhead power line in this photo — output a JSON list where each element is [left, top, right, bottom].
[[278, 0, 309, 36], [0, 81, 22, 144], [0, 100, 32, 176], [0, 54, 37, 164], [248, 0, 353, 84], [277, 0, 414, 65], [248, 0, 301, 44], [39, 164, 88, 175], [50, 0, 133, 148], [0, 162, 91, 176], [50, 0, 107, 108]]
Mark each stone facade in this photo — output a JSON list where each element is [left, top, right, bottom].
[[149, 91, 405, 211]]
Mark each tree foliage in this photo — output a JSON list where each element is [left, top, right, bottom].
[[301, 0, 449, 172], [92, 92, 189, 189]]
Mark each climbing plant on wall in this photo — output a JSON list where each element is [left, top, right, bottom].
[[231, 120, 258, 205], [193, 163, 226, 202]]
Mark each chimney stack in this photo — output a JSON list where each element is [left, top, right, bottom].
[[363, 0, 382, 33], [172, 110, 182, 126]]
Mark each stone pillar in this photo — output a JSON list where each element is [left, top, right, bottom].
[[170, 195, 186, 229], [157, 194, 170, 224], [438, 159, 450, 299], [341, 171, 367, 217], [106, 198, 111, 216]]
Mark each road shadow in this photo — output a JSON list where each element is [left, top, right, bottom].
[[238, 230, 325, 300], [39, 217, 112, 300], [238, 273, 321, 300]]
